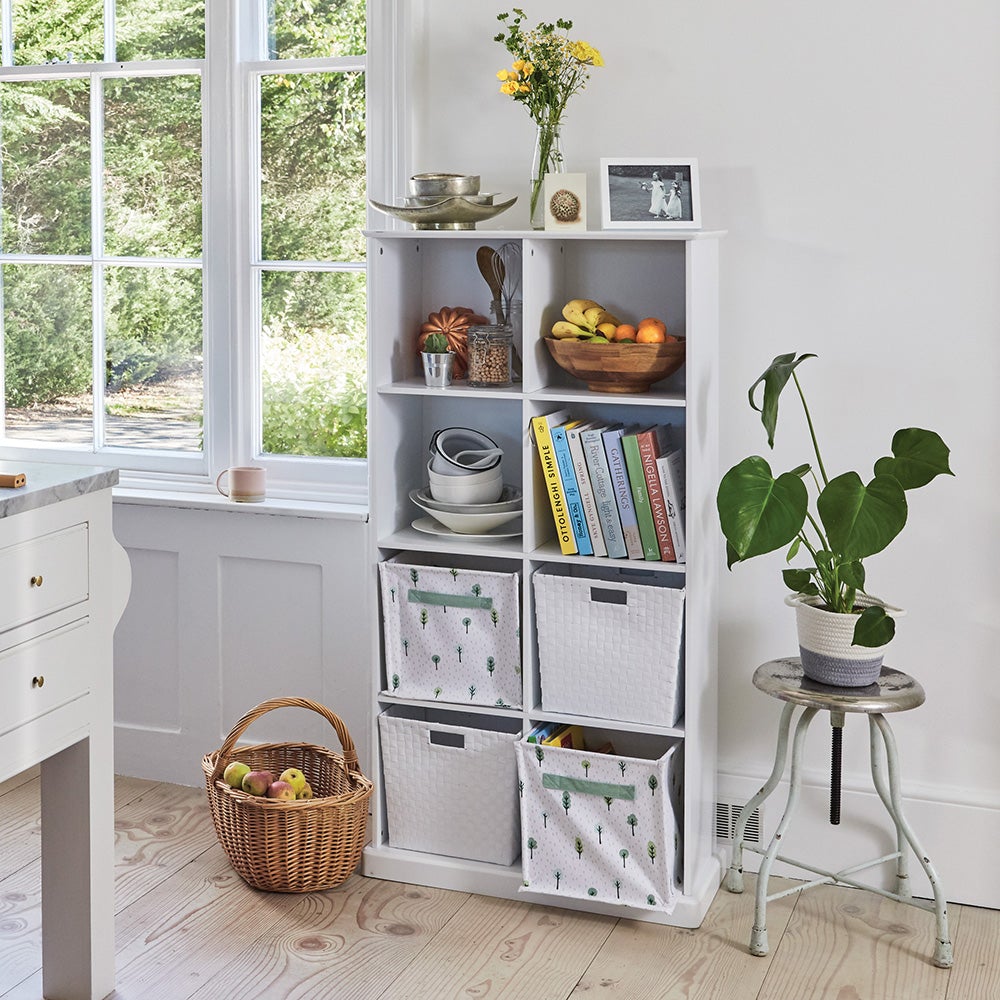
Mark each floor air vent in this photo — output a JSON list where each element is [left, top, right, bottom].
[[715, 801, 762, 844]]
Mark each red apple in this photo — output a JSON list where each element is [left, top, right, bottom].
[[241, 770, 273, 796], [267, 780, 296, 801]]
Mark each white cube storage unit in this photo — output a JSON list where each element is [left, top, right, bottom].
[[364, 228, 723, 928], [379, 706, 522, 865], [533, 564, 685, 727]]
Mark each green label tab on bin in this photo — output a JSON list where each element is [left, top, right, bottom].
[[408, 588, 494, 610], [542, 773, 635, 801]]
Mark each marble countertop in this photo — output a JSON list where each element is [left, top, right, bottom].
[[0, 461, 118, 519]]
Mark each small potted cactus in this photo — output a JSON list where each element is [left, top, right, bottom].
[[420, 332, 454, 388]]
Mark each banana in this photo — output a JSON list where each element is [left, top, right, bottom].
[[550, 320, 588, 339], [598, 309, 622, 327], [562, 298, 602, 328], [596, 322, 618, 338]]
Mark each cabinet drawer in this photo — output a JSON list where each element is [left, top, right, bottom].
[[0, 524, 89, 635], [0, 618, 91, 736]]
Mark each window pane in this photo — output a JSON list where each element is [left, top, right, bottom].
[[260, 269, 366, 458], [104, 265, 202, 451], [260, 71, 366, 263], [4, 263, 93, 444], [116, 0, 205, 61], [13, 0, 104, 64], [0, 79, 91, 255], [267, 0, 365, 59], [104, 75, 202, 258]]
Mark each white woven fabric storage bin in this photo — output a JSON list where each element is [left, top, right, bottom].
[[533, 565, 685, 727], [516, 733, 683, 912], [379, 707, 522, 865], [379, 557, 522, 708]]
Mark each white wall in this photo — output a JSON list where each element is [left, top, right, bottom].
[[403, 0, 1000, 906], [110, 0, 1000, 909]]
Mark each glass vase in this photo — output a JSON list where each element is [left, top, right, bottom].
[[530, 121, 564, 230]]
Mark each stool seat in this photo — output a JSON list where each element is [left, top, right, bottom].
[[754, 657, 925, 714]]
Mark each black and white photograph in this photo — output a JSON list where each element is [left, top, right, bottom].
[[600, 157, 701, 229]]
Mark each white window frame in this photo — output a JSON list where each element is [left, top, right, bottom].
[[0, 0, 406, 507]]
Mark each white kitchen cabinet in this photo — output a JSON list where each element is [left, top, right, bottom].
[[362, 229, 722, 927], [0, 463, 130, 998]]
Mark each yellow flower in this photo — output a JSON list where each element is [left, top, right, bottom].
[[522, 61, 534, 77], [570, 40, 604, 67], [500, 80, 518, 95], [518, 82, 531, 93], [497, 68, 510, 81], [513, 59, 526, 72]]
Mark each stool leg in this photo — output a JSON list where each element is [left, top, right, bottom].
[[869, 714, 953, 969], [725, 701, 797, 895], [868, 715, 909, 898], [750, 706, 818, 957]]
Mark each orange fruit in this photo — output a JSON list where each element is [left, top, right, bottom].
[[613, 323, 637, 342], [636, 317, 667, 343]]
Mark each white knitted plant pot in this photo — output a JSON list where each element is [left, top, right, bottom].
[[785, 593, 905, 687]]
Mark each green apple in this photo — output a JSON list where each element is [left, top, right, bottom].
[[223, 761, 251, 789], [241, 770, 273, 796], [278, 767, 307, 794], [267, 780, 296, 801]]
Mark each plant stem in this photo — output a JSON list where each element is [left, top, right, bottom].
[[792, 371, 829, 487]]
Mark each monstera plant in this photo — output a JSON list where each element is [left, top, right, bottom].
[[717, 352, 953, 656]]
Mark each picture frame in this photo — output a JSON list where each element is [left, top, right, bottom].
[[544, 172, 587, 231], [600, 157, 701, 230]]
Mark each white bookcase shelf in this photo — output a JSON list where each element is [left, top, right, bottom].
[[363, 228, 723, 927]]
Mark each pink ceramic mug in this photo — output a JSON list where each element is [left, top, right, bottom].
[[216, 466, 266, 503]]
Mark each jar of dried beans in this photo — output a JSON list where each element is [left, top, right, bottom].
[[467, 324, 513, 388]]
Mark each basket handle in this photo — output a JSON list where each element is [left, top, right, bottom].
[[210, 696, 364, 784]]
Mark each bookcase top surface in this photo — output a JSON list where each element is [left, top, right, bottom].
[[365, 228, 727, 242]]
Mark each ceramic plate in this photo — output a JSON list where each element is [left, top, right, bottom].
[[410, 485, 522, 514], [411, 516, 523, 539]]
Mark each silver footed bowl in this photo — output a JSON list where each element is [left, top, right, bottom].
[[409, 172, 480, 197], [368, 195, 517, 230]]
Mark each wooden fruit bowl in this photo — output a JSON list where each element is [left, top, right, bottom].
[[544, 337, 686, 393]]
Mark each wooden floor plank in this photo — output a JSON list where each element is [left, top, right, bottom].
[[757, 884, 957, 1000], [568, 875, 799, 1000], [179, 873, 471, 1000], [113, 774, 160, 810], [944, 903, 1000, 999], [379, 893, 616, 1000], [0, 862, 43, 995], [0, 767, 39, 797], [0, 781, 40, 883], [112, 782, 218, 910]]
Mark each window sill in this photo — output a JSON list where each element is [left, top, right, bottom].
[[113, 485, 369, 522]]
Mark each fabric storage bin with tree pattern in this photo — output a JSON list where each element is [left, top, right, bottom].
[[379, 556, 522, 708], [516, 730, 683, 912]]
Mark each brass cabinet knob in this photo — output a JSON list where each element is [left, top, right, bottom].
[[31, 675, 44, 688], [30, 574, 43, 587]]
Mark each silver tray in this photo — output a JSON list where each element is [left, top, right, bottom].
[[368, 195, 517, 230]]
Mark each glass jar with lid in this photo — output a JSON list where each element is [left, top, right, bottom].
[[466, 324, 513, 388]]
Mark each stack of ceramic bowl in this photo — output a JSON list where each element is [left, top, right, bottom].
[[410, 428, 522, 536]]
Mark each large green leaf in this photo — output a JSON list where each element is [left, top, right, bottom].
[[852, 605, 896, 647], [717, 456, 808, 562], [747, 352, 817, 448], [817, 472, 907, 559], [873, 428, 954, 490]]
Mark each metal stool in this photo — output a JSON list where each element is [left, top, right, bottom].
[[724, 657, 953, 969]]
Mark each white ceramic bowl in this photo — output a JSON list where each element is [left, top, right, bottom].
[[428, 427, 503, 476], [410, 486, 522, 516], [427, 461, 503, 504], [415, 504, 523, 535]]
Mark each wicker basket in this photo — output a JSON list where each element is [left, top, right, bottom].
[[202, 697, 374, 893]]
